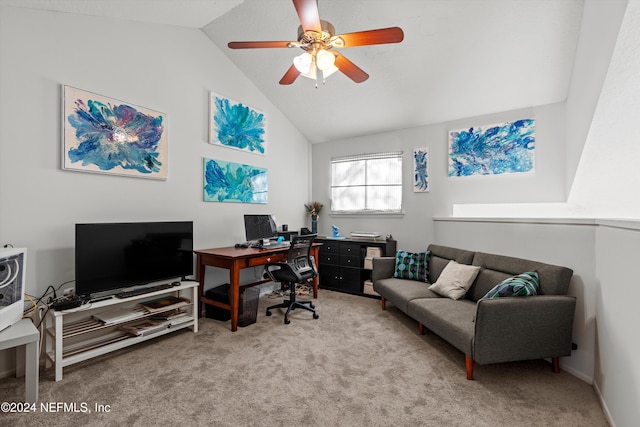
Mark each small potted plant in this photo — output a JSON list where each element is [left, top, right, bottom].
[[304, 202, 323, 234]]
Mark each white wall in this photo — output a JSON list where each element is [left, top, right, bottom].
[[593, 222, 640, 427], [564, 0, 627, 195], [567, 0, 640, 217], [0, 7, 311, 371], [311, 103, 567, 251]]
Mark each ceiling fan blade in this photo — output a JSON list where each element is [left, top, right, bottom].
[[334, 27, 404, 47], [279, 64, 301, 85], [293, 0, 322, 33], [228, 41, 294, 49], [334, 52, 369, 83]]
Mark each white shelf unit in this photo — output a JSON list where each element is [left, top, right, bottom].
[[44, 281, 199, 381]]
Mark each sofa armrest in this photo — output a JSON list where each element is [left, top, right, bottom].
[[472, 295, 576, 365], [372, 257, 396, 282]]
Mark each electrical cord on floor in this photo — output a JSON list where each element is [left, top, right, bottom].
[[266, 284, 312, 299]]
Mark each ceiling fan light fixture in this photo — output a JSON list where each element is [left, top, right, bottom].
[[300, 62, 339, 81], [293, 52, 312, 73], [315, 49, 335, 71], [228, 1, 404, 86]]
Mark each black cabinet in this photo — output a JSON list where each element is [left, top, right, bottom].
[[317, 237, 396, 296]]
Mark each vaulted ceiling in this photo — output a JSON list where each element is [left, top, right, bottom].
[[0, 0, 585, 143]]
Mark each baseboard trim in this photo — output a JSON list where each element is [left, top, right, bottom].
[[0, 367, 16, 380], [560, 363, 593, 384], [593, 380, 616, 427]]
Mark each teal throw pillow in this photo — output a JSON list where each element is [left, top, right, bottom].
[[393, 250, 430, 282], [483, 271, 540, 299]]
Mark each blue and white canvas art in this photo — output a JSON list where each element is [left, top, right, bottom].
[[448, 119, 535, 177], [209, 92, 266, 155], [413, 147, 430, 192], [63, 85, 168, 179], [203, 158, 267, 204]]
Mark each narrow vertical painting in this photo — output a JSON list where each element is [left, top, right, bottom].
[[63, 85, 168, 179], [203, 158, 267, 204], [413, 148, 430, 192], [448, 119, 535, 177], [209, 92, 266, 155]]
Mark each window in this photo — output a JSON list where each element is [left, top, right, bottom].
[[331, 152, 403, 214]]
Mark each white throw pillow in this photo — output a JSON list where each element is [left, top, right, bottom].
[[428, 260, 481, 300]]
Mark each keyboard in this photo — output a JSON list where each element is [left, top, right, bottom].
[[115, 283, 174, 299]]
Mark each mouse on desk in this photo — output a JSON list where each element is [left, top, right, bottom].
[[235, 243, 249, 248]]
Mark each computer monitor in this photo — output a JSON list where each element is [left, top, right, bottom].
[[244, 215, 277, 243]]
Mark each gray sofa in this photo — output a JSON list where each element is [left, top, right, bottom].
[[372, 244, 575, 380]]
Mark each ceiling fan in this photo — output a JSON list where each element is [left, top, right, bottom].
[[227, 0, 404, 86]]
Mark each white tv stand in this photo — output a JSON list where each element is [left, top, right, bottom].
[[44, 281, 198, 381]]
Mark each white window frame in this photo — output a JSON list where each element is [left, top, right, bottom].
[[330, 151, 403, 215]]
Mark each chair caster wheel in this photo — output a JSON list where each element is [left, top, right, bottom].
[[313, 313, 319, 319], [266, 311, 272, 316], [284, 318, 291, 325]]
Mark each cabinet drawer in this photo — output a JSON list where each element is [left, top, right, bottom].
[[319, 242, 339, 255], [340, 255, 361, 268], [246, 252, 286, 267], [339, 243, 361, 256], [319, 253, 339, 265]]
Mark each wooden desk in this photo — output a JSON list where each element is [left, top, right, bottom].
[[194, 243, 320, 332]]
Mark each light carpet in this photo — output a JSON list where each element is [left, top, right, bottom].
[[0, 289, 608, 426]]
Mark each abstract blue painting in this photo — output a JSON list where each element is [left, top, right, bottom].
[[63, 85, 168, 179], [209, 92, 266, 155], [413, 148, 430, 192], [448, 119, 535, 177], [203, 158, 267, 204]]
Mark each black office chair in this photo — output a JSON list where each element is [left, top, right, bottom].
[[264, 235, 319, 324]]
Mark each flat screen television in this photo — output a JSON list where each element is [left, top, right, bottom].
[[75, 221, 193, 299], [244, 214, 277, 242]]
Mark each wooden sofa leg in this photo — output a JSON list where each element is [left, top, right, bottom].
[[418, 323, 425, 335], [552, 357, 560, 373], [381, 297, 386, 310], [465, 355, 474, 380]]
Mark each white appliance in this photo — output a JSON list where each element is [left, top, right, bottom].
[[0, 247, 26, 332]]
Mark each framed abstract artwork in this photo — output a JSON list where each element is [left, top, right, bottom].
[[448, 118, 535, 177], [63, 85, 168, 179], [413, 147, 430, 192], [209, 92, 266, 155], [203, 158, 267, 204]]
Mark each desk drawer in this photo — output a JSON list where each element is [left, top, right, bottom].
[[246, 252, 287, 267]]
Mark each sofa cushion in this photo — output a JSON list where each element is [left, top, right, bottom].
[[407, 297, 476, 356], [466, 268, 513, 302], [428, 260, 481, 300], [471, 252, 574, 296], [373, 277, 439, 313], [426, 245, 475, 284], [393, 250, 430, 282], [482, 271, 540, 299]]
